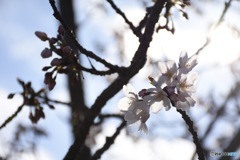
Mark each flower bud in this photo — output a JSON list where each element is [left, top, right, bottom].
[[44, 72, 52, 84], [35, 31, 48, 41], [49, 37, 58, 44], [50, 58, 61, 66], [41, 48, 52, 58], [62, 46, 72, 54], [58, 25, 65, 35]]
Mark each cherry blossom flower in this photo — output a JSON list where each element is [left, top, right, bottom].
[[118, 84, 150, 133], [117, 84, 138, 111], [117, 52, 198, 132], [177, 72, 197, 95], [178, 52, 198, 74], [146, 78, 171, 112], [158, 60, 177, 85], [123, 100, 150, 133], [173, 72, 197, 110]]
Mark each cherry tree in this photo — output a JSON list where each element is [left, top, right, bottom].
[[1, 0, 240, 160]]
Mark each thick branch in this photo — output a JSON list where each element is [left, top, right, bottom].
[[63, 0, 166, 159]]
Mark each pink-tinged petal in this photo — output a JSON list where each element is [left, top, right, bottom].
[[138, 89, 147, 98]]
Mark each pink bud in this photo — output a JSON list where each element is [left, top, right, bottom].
[[138, 89, 147, 98], [50, 58, 61, 66], [41, 48, 52, 58], [49, 37, 58, 44], [35, 31, 48, 41], [62, 46, 72, 54], [58, 25, 65, 35]]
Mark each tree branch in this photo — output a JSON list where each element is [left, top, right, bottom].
[[76, 64, 122, 76], [63, 0, 166, 159], [90, 121, 126, 160], [106, 0, 141, 37], [216, 0, 233, 27], [0, 104, 24, 130], [177, 109, 206, 160]]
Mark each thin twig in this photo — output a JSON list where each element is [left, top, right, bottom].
[[195, 38, 210, 56], [90, 121, 126, 160], [177, 109, 205, 160], [216, 0, 233, 27], [106, 0, 141, 37], [39, 95, 71, 106], [0, 104, 24, 130], [95, 113, 124, 125], [76, 64, 122, 76]]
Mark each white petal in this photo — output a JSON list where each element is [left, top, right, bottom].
[[125, 112, 138, 124], [158, 61, 167, 74], [118, 97, 131, 111], [186, 96, 196, 107], [150, 101, 163, 113], [123, 84, 135, 96], [188, 72, 198, 84], [166, 60, 177, 73], [179, 52, 188, 66], [178, 67, 188, 75], [156, 76, 167, 89], [163, 97, 171, 110], [176, 101, 190, 110], [179, 73, 187, 83], [188, 54, 198, 68]]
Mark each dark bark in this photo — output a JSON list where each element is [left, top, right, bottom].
[[59, 0, 91, 159]]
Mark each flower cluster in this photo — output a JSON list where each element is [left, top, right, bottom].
[[8, 79, 55, 124], [35, 25, 81, 90], [118, 52, 198, 133]]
